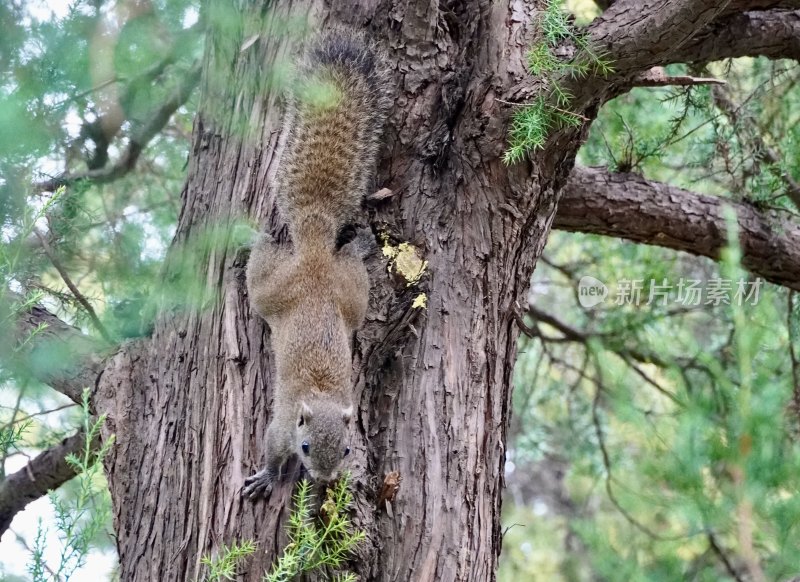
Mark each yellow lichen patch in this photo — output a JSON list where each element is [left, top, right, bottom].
[[411, 293, 427, 309], [394, 243, 428, 285], [381, 234, 396, 259], [381, 234, 428, 287]]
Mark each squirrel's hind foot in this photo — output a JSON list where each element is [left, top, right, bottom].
[[242, 468, 278, 500], [339, 227, 376, 260]]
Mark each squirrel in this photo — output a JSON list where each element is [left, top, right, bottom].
[[242, 28, 390, 499]]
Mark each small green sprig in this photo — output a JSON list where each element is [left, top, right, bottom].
[[0, 418, 32, 457], [504, 97, 584, 165], [27, 388, 115, 582], [264, 473, 366, 582], [200, 539, 258, 581], [505, 0, 613, 164], [541, 0, 572, 46]]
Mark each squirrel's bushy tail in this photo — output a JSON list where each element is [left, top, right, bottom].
[[276, 28, 391, 250]]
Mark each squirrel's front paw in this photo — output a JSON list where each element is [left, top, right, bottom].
[[242, 468, 277, 500]]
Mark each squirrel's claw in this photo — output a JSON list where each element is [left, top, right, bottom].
[[242, 468, 276, 500]]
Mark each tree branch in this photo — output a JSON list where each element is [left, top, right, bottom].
[[34, 229, 112, 342], [0, 431, 88, 536], [587, 0, 731, 78], [6, 296, 106, 403], [74, 21, 202, 171], [707, 532, 747, 582], [501, 0, 743, 145], [597, 0, 800, 14], [667, 9, 800, 65], [555, 167, 800, 290], [35, 61, 201, 193], [563, 6, 800, 112]]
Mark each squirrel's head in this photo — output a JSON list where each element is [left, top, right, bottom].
[[295, 399, 353, 482]]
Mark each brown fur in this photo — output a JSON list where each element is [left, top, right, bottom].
[[243, 29, 389, 498]]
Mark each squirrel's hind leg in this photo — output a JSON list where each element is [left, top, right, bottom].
[[246, 233, 294, 321], [336, 232, 371, 330]]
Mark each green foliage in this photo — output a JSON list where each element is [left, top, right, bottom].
[[541, 0, 573, 46], [527, 43, 562, 77], [1, 4, 248, 574], [502, 61, 800, 574], [0, 187, 65, 385], [27, 388, 115, 582], [200, 539, 258, 582], [2, 2, 799, 581], [95, 219, 256, 340], [28, 521, 49, 582], [502, 225, 800, 580], [0, 0, 201, 340], [580, 77, 715, 177], [0, 418, 33, 468], [504, 0, 613, 164], [504, 97, 583, 165], [581, 59, 800, 207], [1, 187, 65, 286], [264, 474, 366, 582]]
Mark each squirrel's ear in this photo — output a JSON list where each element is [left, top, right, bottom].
[[342, 405, 353, 424], [301, 401, 314, 420]]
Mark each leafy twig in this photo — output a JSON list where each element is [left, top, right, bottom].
[[34, 229, 111, 343]]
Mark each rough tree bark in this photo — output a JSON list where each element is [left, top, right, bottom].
[[5, 0, 799, 580]]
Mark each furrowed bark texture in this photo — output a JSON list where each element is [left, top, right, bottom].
[[84, 0, 795, 580]]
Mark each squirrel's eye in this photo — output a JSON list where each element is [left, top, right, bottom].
[[298, 416, 304, 427], [301, 441, 310, 455], [344, 446, 350, 457]]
